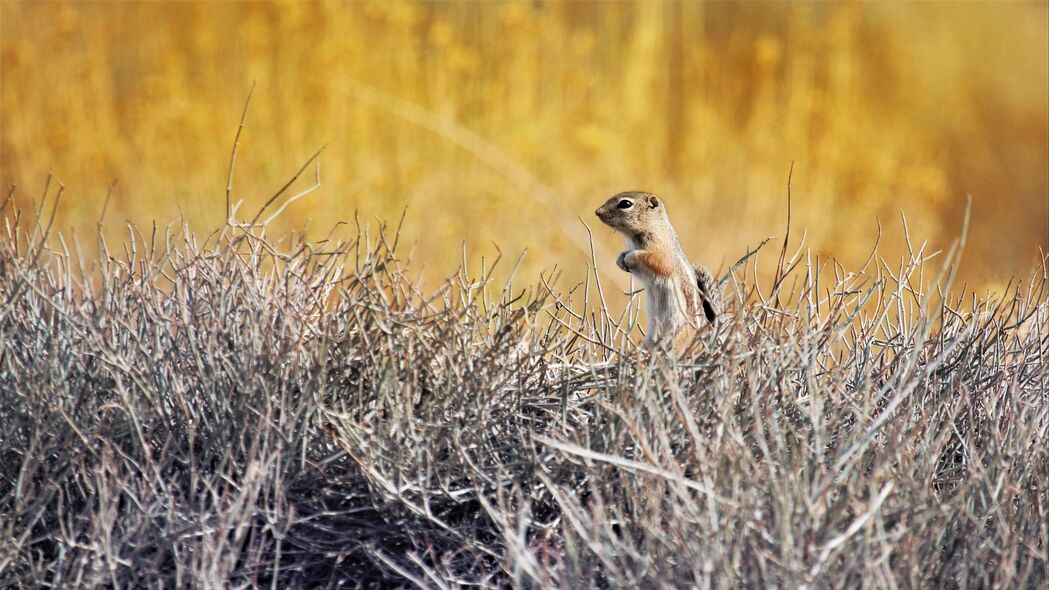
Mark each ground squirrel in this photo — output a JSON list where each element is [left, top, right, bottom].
[[595, 191, 721, 345]]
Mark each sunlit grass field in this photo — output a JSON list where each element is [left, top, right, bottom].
[[2, 1, 1046, 295], [2, 4, 1049, 586], [2, 191, 1047, 586]]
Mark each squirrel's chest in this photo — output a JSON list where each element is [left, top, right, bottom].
[[644, 269, 698, 326]]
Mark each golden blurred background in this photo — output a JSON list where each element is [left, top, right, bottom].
[[2, 1, 1046, 294]]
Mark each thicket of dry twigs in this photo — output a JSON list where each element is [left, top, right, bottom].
[[1, 173, 1047, 588]]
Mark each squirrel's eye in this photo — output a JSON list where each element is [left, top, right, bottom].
[[616, 199, 633, 209]]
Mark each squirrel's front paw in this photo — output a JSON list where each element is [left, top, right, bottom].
[[616, 251, 632, 273]]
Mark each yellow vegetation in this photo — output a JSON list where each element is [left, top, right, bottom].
[[1, 1, 1046, 292]]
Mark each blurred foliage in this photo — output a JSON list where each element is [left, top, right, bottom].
[[1, 1, 1046, 292]]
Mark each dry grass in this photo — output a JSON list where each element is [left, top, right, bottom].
[[1, 6, 1047, 582], [2, 1, 1047, 293], [1, 159, 1046, 587]]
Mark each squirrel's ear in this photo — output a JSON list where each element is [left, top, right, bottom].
[[648, 195, 659, 209]]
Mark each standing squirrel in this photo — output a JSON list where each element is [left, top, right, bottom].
[[595, 191, 721, 345]]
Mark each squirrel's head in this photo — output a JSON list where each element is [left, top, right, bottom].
[[595, 191, 669, 238]]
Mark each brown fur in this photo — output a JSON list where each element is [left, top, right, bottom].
[[632, 250, 675, 278], [595, 191, 720, 345]]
